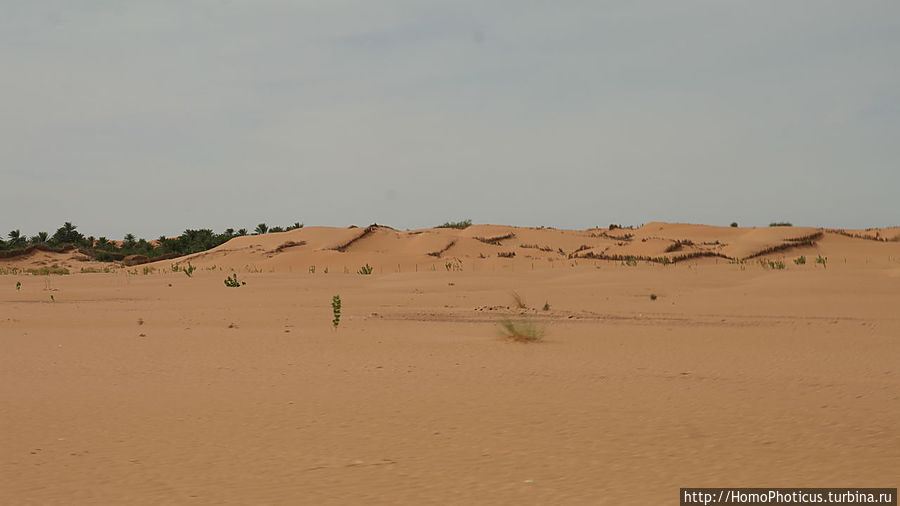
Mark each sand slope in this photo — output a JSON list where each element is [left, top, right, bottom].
[[126, 223, 865, 274]]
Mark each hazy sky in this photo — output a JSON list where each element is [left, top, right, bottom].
[[2, 1, 898, 239]]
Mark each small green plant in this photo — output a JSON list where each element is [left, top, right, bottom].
[[542, 301, 550, 311], [794, 256, 806, 265], [182, 262, 196, 277], [498, 319, 544, 343], [224, 273, 245, 287], [323, 267, 329, 274], [655, 256, 671, 265], [171, 264, 180, 272], [142, 266, 156, 275], [332, 295, 342, 328], [16, 281, 21, 291], [759, 259, 785, 270], [358, 264, 373, 275], [816, 255, 827, 268], [436, 219, 472, 229], [650, 294, 657, 300], [622, 256, 638, 267], [50, 295, 55, 302]]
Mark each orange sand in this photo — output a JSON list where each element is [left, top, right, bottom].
[[2, 224, 898, 504]]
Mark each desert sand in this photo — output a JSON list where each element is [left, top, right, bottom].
[[2, 223, 899, 504]]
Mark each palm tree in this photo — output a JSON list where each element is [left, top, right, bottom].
[[254, 223, 268, 235], [237, 228, 248, 236], [52, 222, 83, 245], [7, 230, 25, 249], [123, 234, 136, 249], [30, 231, 49, 244]]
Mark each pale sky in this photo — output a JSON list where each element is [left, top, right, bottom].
[[2, 1, 898, 239]]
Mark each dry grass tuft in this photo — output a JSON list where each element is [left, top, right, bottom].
[[510, 291, 527, 309], [498, 319, 544, 343]]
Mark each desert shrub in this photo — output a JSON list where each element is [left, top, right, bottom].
[[224, 273, 245, 287], [436, 219, 472, 229], [816, 255, 827, 268], [497, 251, 516, 258], [332, 295, 342, 328], [759, 259, 785, 270], [27, 266, 70, 275], [358, 264, 373, 275], [182, 262, 196, 277], [794, 256, 806, 265], [498, 320, 544, 343], [769, 222, 793, 227], [730, 222, 738, 227]]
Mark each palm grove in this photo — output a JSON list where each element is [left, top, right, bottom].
[[1, 222, 303, 260]]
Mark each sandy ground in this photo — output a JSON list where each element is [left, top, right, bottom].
[[2, 225, 899, 504]]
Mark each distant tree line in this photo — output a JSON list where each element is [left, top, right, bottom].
[[0, 221, 303, 261]]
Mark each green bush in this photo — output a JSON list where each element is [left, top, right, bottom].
[[224, 273, 245, 287], [332, 295, 342, 328], [436, 219, 472, 229]]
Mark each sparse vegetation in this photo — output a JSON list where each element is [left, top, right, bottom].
[[358, 264, 373, 275], [758, 258, 785, 270], [182, 262, 196, 277], [224, 273, 245, 287], [542, 301, 550, 311], [475, 233, 515, 245], [622, 256, 638, 267], [80, 266, 113, 274], [730, 222, 738, 227], [497, 251, 516, 258], [511, 291, 527, 309], [26, 266, 70, 275], [498, 319, 544, 343], [794, 256, 806, 265], [444, 258, 463, 271], [436, 219, 472, 229], [816, 255, 827, 268], [769, 222, 793, 227], [332, 295, 342, 328], [520, 244, 553, 252], [16, 281, 21, 291]]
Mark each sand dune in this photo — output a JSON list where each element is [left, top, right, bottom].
[[147, 223, 873, 273], [2, 222, 899, 504]]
